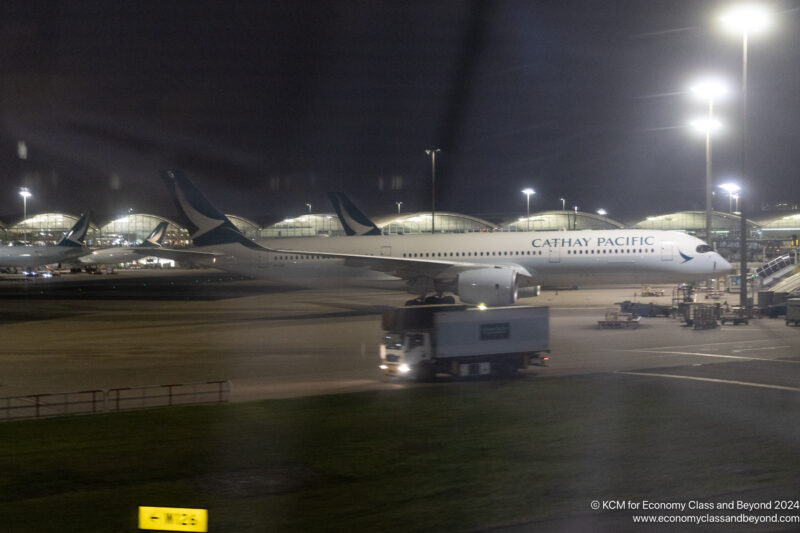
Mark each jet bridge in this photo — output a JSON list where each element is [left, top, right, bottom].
[[771, 273, 800, 294], [754, 254, 797, 287]]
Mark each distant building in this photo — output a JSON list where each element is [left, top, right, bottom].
[[756, 213, 800, 241], [500, 210, 624, 232], [96, 214, 188, 247], [631, 211, 758, 241], [376, 212, 497, 234], [5, 213, 96, 245], [259, 214, 345, 238]]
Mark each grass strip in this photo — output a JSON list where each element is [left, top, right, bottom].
[[0, 373, 798, 532]]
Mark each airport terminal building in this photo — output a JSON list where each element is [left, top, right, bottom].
[[2, 208, 797, 265]]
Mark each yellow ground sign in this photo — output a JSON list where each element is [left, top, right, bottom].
[[138, 506, 208, 532]]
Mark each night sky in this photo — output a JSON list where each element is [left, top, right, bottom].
[[2, 0, 800, 225]]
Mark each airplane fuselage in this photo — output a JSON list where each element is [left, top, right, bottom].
[[0, 245, 88, 269], [185, 229, 731, 288]]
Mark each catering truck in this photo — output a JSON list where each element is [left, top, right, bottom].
[[379, 305, 549, 380], [786, 298, 800, 326]]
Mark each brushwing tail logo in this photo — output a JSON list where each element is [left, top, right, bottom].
[[679, 251, 694, 263], [142, 222, 169, 247], [162, 169, 264, 250], [57, 212, 91, 247], [328, 192, 381, 236], [175, 182, 225, 239]]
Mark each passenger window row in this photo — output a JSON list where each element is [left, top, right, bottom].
[[402, 250, 545, 258], [274, 255, 331, 260], [566, 248, 656, 255], [400, 248, 657, 258]]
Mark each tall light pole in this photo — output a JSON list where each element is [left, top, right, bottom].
[[689, 116, 723, 242], [719, 183, 741, 213], [396, 201, 403, 214], [306, 203, 312, 214], [425, 148, 440, 234], [560, 197, 565, 211], [521, 188, 535, 231], [721, 3, 771, 310], [691, 78, 728, 246], [18, 187, 31, 243]]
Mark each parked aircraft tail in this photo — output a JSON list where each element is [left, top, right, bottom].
[[140, 221, 169, 248], [328, 192, 381, 236], [160, 169, 258, 248], [56, 211, 92, 247]]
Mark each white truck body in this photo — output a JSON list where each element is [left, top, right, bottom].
[[786, 298, 800, 326], [380, 305, 549, 380], [434, 307, 549, 357]]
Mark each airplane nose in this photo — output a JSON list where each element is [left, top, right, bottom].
[[716, 255, 734, 274]]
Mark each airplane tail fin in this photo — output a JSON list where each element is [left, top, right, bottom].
[[140, 221, 169, 248], [160, 169, 257, 248], [328, 192, 381, 236], [56, 211, 92, 247]]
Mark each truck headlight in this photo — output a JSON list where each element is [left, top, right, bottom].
[[398, 364, 411, 374], [379, 364, 388, 370]]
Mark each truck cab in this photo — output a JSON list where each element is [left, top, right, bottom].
[[380, 330, 433, 379]]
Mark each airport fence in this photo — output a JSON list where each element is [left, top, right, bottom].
[[0, 381, 231, 422]]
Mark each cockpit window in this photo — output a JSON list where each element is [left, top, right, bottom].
[[696, 244, 713, 253]]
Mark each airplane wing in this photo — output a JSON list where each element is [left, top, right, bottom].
[[268, 247, 534, 283], [129, 247, 223, 262], [133, 240, 536, 286]]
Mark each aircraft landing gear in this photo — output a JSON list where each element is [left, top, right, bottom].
[[405, 294, 456, 306], [424, 295, 455, 305]]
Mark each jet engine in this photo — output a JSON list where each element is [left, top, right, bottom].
[[457, 268, 518, 307]]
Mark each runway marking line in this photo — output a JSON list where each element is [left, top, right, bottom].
[[732, 345, 790, 353], [632, 350, 800, 363], [618, 371, 800, 393], [639, 339, 794, 352]]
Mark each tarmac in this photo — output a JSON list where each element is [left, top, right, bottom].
[[0, 268, 797, 404]]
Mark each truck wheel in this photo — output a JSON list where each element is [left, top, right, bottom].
[[496, 358, 517, 378], [415, 362, 435, 382]]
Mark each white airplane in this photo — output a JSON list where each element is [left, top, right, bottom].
[[151, 170, 733, 306], [0, 211, 92, 269], [80, 221, 169, 266]]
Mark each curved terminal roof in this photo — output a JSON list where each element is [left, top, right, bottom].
[[756, 213, 800, 239], [631, 211, 759, 238], [377, 212, 497, 234], [227, 214, 263, 240], [260, 213, 345, 238], [7, 213, 98, 244], [6, 208, 798, 247], [500, 210, 624, 231], [97, 214, 188, 246]]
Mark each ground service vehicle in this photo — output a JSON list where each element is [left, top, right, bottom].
[[617, 300, 671, 317], [720, 307, 749, 326], [379, 305, 549, 381], [598, 308, 641, 329], [786, 298, 800, 326], [640, 286, 665, 297]]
